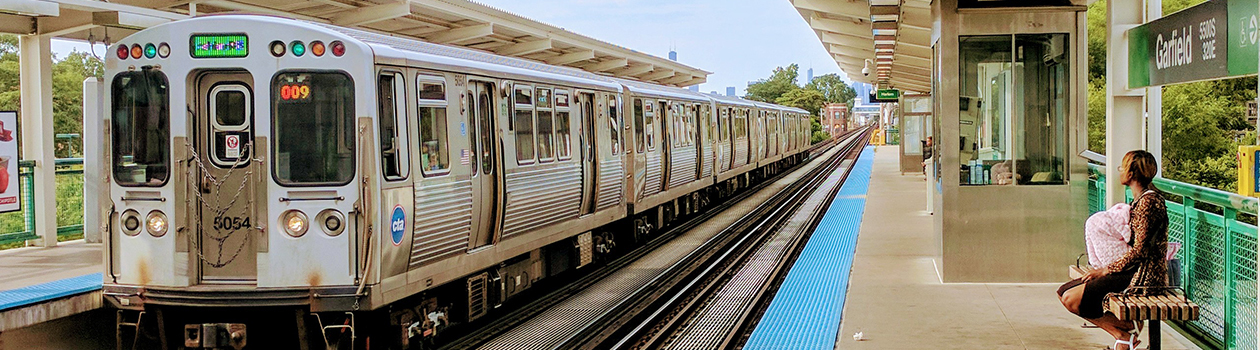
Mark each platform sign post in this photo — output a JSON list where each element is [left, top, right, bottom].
[[0, 112, 18, 213]]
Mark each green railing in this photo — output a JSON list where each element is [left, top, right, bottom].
[[0, 158, 85, 247], [1088, 163, 1258, 350]]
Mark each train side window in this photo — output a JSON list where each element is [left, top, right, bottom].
[[644, 101, 656, 152], [513, 85, 535, 164], [417, 76, 449, 176], [555, 90, 571, 161], [633, 99, 645, 153], [608, 95, 621, 155], [535, 87, 554, 163], [377, 72, 410, 181], [112, 69, 170, 187]]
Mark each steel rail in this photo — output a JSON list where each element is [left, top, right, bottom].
[[597, 127, 872, 350], [436, 130, 864, 350]]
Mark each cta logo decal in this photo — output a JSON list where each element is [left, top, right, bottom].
[[390, 205, 406, 246]]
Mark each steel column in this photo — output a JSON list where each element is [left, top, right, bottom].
[[18, 34, 56, 248]]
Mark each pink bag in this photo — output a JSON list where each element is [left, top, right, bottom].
[[1085, 203, 1132, 268]]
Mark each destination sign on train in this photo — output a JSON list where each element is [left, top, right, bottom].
[[191, 34, 248, 58]]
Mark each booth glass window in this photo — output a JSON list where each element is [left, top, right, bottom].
[[958, 34, 1068, 186]]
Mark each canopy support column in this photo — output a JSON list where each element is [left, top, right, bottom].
[[18, 34, 57, 248], [1105, 0, 1160, 206]]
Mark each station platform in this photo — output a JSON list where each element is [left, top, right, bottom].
[[0, 240, 103, 332], [746, 146, 1200, 349]]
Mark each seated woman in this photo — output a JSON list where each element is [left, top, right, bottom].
[[1057, 150, 1168, 350]]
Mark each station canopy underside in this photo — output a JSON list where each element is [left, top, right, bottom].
[[0, 0, 709, 87], [791, 0, 931, 93]]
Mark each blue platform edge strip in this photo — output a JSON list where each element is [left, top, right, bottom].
[[0, 272, 103, 312], [744, 146, 875, 350]]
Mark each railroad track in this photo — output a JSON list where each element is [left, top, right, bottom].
[[574, 127, 872, 350], [436, 127, 869, 350]]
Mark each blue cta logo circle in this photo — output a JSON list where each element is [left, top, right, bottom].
[[390, 205, 406, 246]]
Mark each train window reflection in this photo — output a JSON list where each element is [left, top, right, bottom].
[[633, 99, 645, 153], [378, 72, 410, 180], [608, 95, 621, 155], [514, 85, 535, 164], [417, 76, 449, 176], [272, 71, 355, 186], [536, 87, 554, 162], [555, 90, 571, 161], [112, 68, 170, 187]]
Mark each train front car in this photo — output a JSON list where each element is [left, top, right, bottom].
[[103, 16, 375, 349]]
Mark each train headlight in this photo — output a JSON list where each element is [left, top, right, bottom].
[[121, 210, 142, 236], [157, 43, 170, 58], [146, 211, 168, 237], [281, 210, 308, 237], [315, 209, 345, 237]]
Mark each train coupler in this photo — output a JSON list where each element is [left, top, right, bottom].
[[183, 323, 247, 350]]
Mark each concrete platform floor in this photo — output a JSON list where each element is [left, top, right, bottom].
[[0, 240, 101, 292], [835, 146, 1197, 350]]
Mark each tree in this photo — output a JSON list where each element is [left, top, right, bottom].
[[805, 73, 856, 106], [0, 34, 101, 157], [745, 64, 799, 103], [775, 88, 825, 116]]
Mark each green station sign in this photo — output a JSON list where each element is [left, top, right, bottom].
[[875, 89, 901, 101], [1128, 0, 1260, 88]]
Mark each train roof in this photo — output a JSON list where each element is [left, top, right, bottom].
[[705, 93, 760, 108], [316, 21, 623, 91], [612, 77, 710, 102]]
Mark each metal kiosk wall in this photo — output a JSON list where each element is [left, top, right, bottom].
[[931, 1, 1089, 282]]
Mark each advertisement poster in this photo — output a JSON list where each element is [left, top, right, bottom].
[[0, 112, 18, 213]]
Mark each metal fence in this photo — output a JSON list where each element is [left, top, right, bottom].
[[0, 158, 85, 246], [1088, 163, 1258, 350]]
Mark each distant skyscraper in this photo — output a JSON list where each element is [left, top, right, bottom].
[[807, 68, 814, 83], [726, 87, 736, 97], [669, 50, 677, 61]]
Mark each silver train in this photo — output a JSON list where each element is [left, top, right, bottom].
[[101, 15, 822, 349]]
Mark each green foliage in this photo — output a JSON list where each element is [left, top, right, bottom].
[[0, 34, 100, 156], [745, 64, 799, 103], [804, 73, 856, 106], [746, 64, 857, 117], [810, 117, 827, 144], [775, 89, 825, 116], [1087, 79, 1106, 154], [1085, 0, 1254, 194]]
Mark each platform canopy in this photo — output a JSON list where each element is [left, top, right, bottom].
[[0, 0, 710, 87], [790, 0, 931, 93]]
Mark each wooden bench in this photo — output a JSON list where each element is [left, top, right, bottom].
[[1068, 264, 1200, 350]]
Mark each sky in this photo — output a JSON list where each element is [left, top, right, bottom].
[[49, 0, 847, 96], [472, 0, 847, 95]]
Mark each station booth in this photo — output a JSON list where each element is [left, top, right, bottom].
[[929, 0, 1089, 283]]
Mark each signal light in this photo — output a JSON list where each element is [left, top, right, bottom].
[[310, 41, 325, 57], [130, 44, 143, 59], [144, 43, 157, 59], [157, 43, 170, 58], [330, 41, 345, 57], [290, 41, 305, 57], [116, 45, 129, 60], [269, 40, 286, 57]]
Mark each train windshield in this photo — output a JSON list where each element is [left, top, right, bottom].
[[112, 68, 170, 187], [272, 71, 355, 186]]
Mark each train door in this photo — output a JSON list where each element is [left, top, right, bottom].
[[578, 92, 597, 215], [693, 104, 703, 179], [193, 71, 258, 283], [658, 101, 670, 191], [466, 80, 502, 250]]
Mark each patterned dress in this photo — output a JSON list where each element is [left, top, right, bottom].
[[1106, 190, 1169, 292]]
